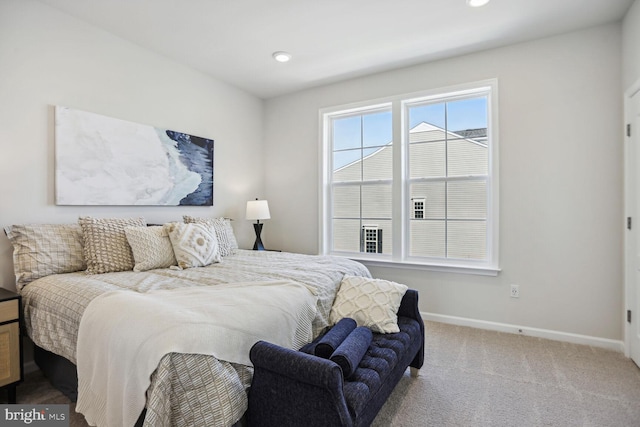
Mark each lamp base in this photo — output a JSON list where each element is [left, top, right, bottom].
[[253, 223, 265, 251]]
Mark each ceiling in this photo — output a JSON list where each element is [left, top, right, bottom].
[[37, 0, 634, 99]]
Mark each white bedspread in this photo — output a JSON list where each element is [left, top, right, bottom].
[[76, 280, 317, 427]]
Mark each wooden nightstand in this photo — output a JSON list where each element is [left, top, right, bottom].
[[0, 288, 22, 404]]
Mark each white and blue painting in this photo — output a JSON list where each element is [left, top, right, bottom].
[[55, 106, 214, 206]]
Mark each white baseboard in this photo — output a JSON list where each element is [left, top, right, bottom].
[[423, 312, 625, 353]]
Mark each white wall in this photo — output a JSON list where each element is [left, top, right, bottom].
[[265, 24, 624, 341], [623, 0, 640, 89], [0, 0, 265, 290]]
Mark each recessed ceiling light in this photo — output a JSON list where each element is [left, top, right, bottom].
[[272, 51, 292, 63], [467, 0, 490, 7]]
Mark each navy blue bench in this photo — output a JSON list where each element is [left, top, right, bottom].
[[248, 289, 424, 427]]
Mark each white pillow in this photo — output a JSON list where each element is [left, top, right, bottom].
[[165, 222, 221, 269], [183, 216, 238, 256], [329, 275, 408, 334], [124, 226, 177, 272]]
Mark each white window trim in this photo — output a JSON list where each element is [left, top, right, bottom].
[[319, 79, 500, 275]]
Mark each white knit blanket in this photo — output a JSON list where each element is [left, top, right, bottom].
[[76, 280, 317, 427]]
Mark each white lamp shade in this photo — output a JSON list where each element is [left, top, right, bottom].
[[246, 200, 271, 221]]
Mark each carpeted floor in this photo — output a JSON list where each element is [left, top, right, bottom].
[[3, 321, 640, 426], [1, 369, 87, 427], [372, 322, 640, 426]]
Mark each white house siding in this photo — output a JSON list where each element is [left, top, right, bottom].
[[362, 184, 392, 218], [332, 219, 392, 254], [447, 221, 487, 259], [332, 122, 487, 259], [410, 220, 446, 257], [410, 182, 445, 218], [410, 141, 446, 177], [332, 183, 393, 254], [332, 185, 360, 218], [332, 183, 392, 219], [448, 138, 488, 176], [332, 219, 360, 252], [447, 181, 487, 219], [333, 145, 392, 182], [410, 127, 447, 142], [363, 146, 393, 181]]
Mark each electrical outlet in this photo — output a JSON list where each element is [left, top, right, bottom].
[[510, 284, 520, 298]]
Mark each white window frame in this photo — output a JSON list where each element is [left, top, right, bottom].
[[319, 79, 500, 276]]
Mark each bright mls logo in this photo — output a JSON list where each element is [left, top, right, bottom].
[[1, 405, 68, 426]]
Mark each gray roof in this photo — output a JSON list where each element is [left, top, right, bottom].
[[452, 128, 487, 140]]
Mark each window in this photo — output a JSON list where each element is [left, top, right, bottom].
[[321, 80, 499, 275], [407, 96, 488, 261], [329, 107, 393, 255], [361, 225, 382, 253], [412, 198, 426, 219]]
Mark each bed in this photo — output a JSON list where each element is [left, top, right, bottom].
[[5, 219, 372, 427]]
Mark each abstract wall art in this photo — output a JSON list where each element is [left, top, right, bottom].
[[54, 106, 214, 206]]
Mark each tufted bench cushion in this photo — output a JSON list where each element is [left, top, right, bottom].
[[342, 317, 421, 418], [248, 289, 424, 427]]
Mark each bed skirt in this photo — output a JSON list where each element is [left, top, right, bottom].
[[33, 345, 147, 426], [34, 345, 78, 401]]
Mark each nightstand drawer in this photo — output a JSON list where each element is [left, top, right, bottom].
[[0, 299, 18, 323], [0, 322, 20, 387]]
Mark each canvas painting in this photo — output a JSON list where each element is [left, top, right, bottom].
[[55, 106, 214, 206]]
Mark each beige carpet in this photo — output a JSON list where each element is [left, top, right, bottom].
[[373, 322, 640, 426], [3, 321, 640, 426]]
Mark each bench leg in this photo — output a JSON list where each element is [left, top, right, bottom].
[[410, 367, 420, 378]]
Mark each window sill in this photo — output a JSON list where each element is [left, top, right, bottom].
[[340, 254, 501, 277]]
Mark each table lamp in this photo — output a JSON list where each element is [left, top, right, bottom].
[[246, 199, 270, 250]]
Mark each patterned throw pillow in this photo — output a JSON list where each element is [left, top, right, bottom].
[[183, 216, 238, 256], [4, 224, 86, 290], [124, 226, 177, 272], [165, 222, 222, 269], [79, 216, 146, 274], [329, 275, 408, 334]]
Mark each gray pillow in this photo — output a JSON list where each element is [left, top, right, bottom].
[[124, 226, 177, 272]]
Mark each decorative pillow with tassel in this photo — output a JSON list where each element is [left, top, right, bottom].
[[165, 222, 221, 269]]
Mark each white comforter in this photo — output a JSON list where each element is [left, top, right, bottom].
[[76, 281, 317, 427]]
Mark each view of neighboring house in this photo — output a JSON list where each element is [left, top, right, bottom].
[[332, 121, 488, 260]]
